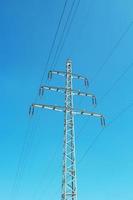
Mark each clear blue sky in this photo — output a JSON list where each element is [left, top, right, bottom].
[[0, 0, 133, 200]]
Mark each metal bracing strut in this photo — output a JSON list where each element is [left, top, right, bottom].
[[29, 59, 105, 200]]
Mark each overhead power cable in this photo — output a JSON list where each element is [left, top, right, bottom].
[[54, 0, 95, 66], [10, 120, 31, 198], [77, 59, 133, 140], [92, 21, 133, 85], [51, 0, 77, 66], [39, 0, 69, 84], [11, 0, 78, 198], [10, 110, 41, 200], [15, 111, 43, 197], [76, 21, 133, 137], [73, 20, 133, 111], [10, 1, 69, 199], [48, 65, 133, 199], [37, 163, 62, 200], [31, 140, 62, 200], [99, 61, 133, 104], [78, 101, 133, 164], [54, 0, 81, 66], [28, 1, 81, 198]]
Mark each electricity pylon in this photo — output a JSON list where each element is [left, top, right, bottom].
[[29, 59, 105, 200]]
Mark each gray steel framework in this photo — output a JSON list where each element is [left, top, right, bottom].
[[29, 59, 105, 200]]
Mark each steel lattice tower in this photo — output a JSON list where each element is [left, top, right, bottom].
[[61, 60, 77, 200], [29, 59, 105, 200]]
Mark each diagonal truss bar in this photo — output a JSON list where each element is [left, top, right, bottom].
[[39, 85, 97, 105]]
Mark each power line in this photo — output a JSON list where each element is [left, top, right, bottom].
[[92, 21, 133, 85], [99, 60, 133, 104], [54, 0, 81, 66], [78, 101, 133, 164], [79, 57, 132, 118], [48, 68, 133, 198], [39, 0, 69, 84], [76, 58, 133, 139], [10, 110, 42, 200], [10, 1, 80, 197], [10, 119, 31, 198], [37, 163, 62, 200], [30, 140, 62, 200], [51, 0, 77, 66], [55, 19, 133, 124], [54, 0, 95, 66], [16, 111, 43, 196], [10, 1, 69, 198], [33, 0, 69, 102], [25, 0, 76, 192]]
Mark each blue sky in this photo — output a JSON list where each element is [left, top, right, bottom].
[[0, 0, 133, 199]]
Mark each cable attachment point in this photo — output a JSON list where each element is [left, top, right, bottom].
[[48, 71, 52, 80], [100, 116, 106, 127], [84, 78, 89, 87], [29, 105, 34, 116], [39, 86, 44, 96], [92, 96, 97, 106]]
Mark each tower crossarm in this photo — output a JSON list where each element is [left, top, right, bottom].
[[48, 70, 89, 86], [29, 103, 105, 126], [39, 85, 97, 105], [48, 70, 66, 78], [29, 103, 65, 115], [73, 110, 105, 126]]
